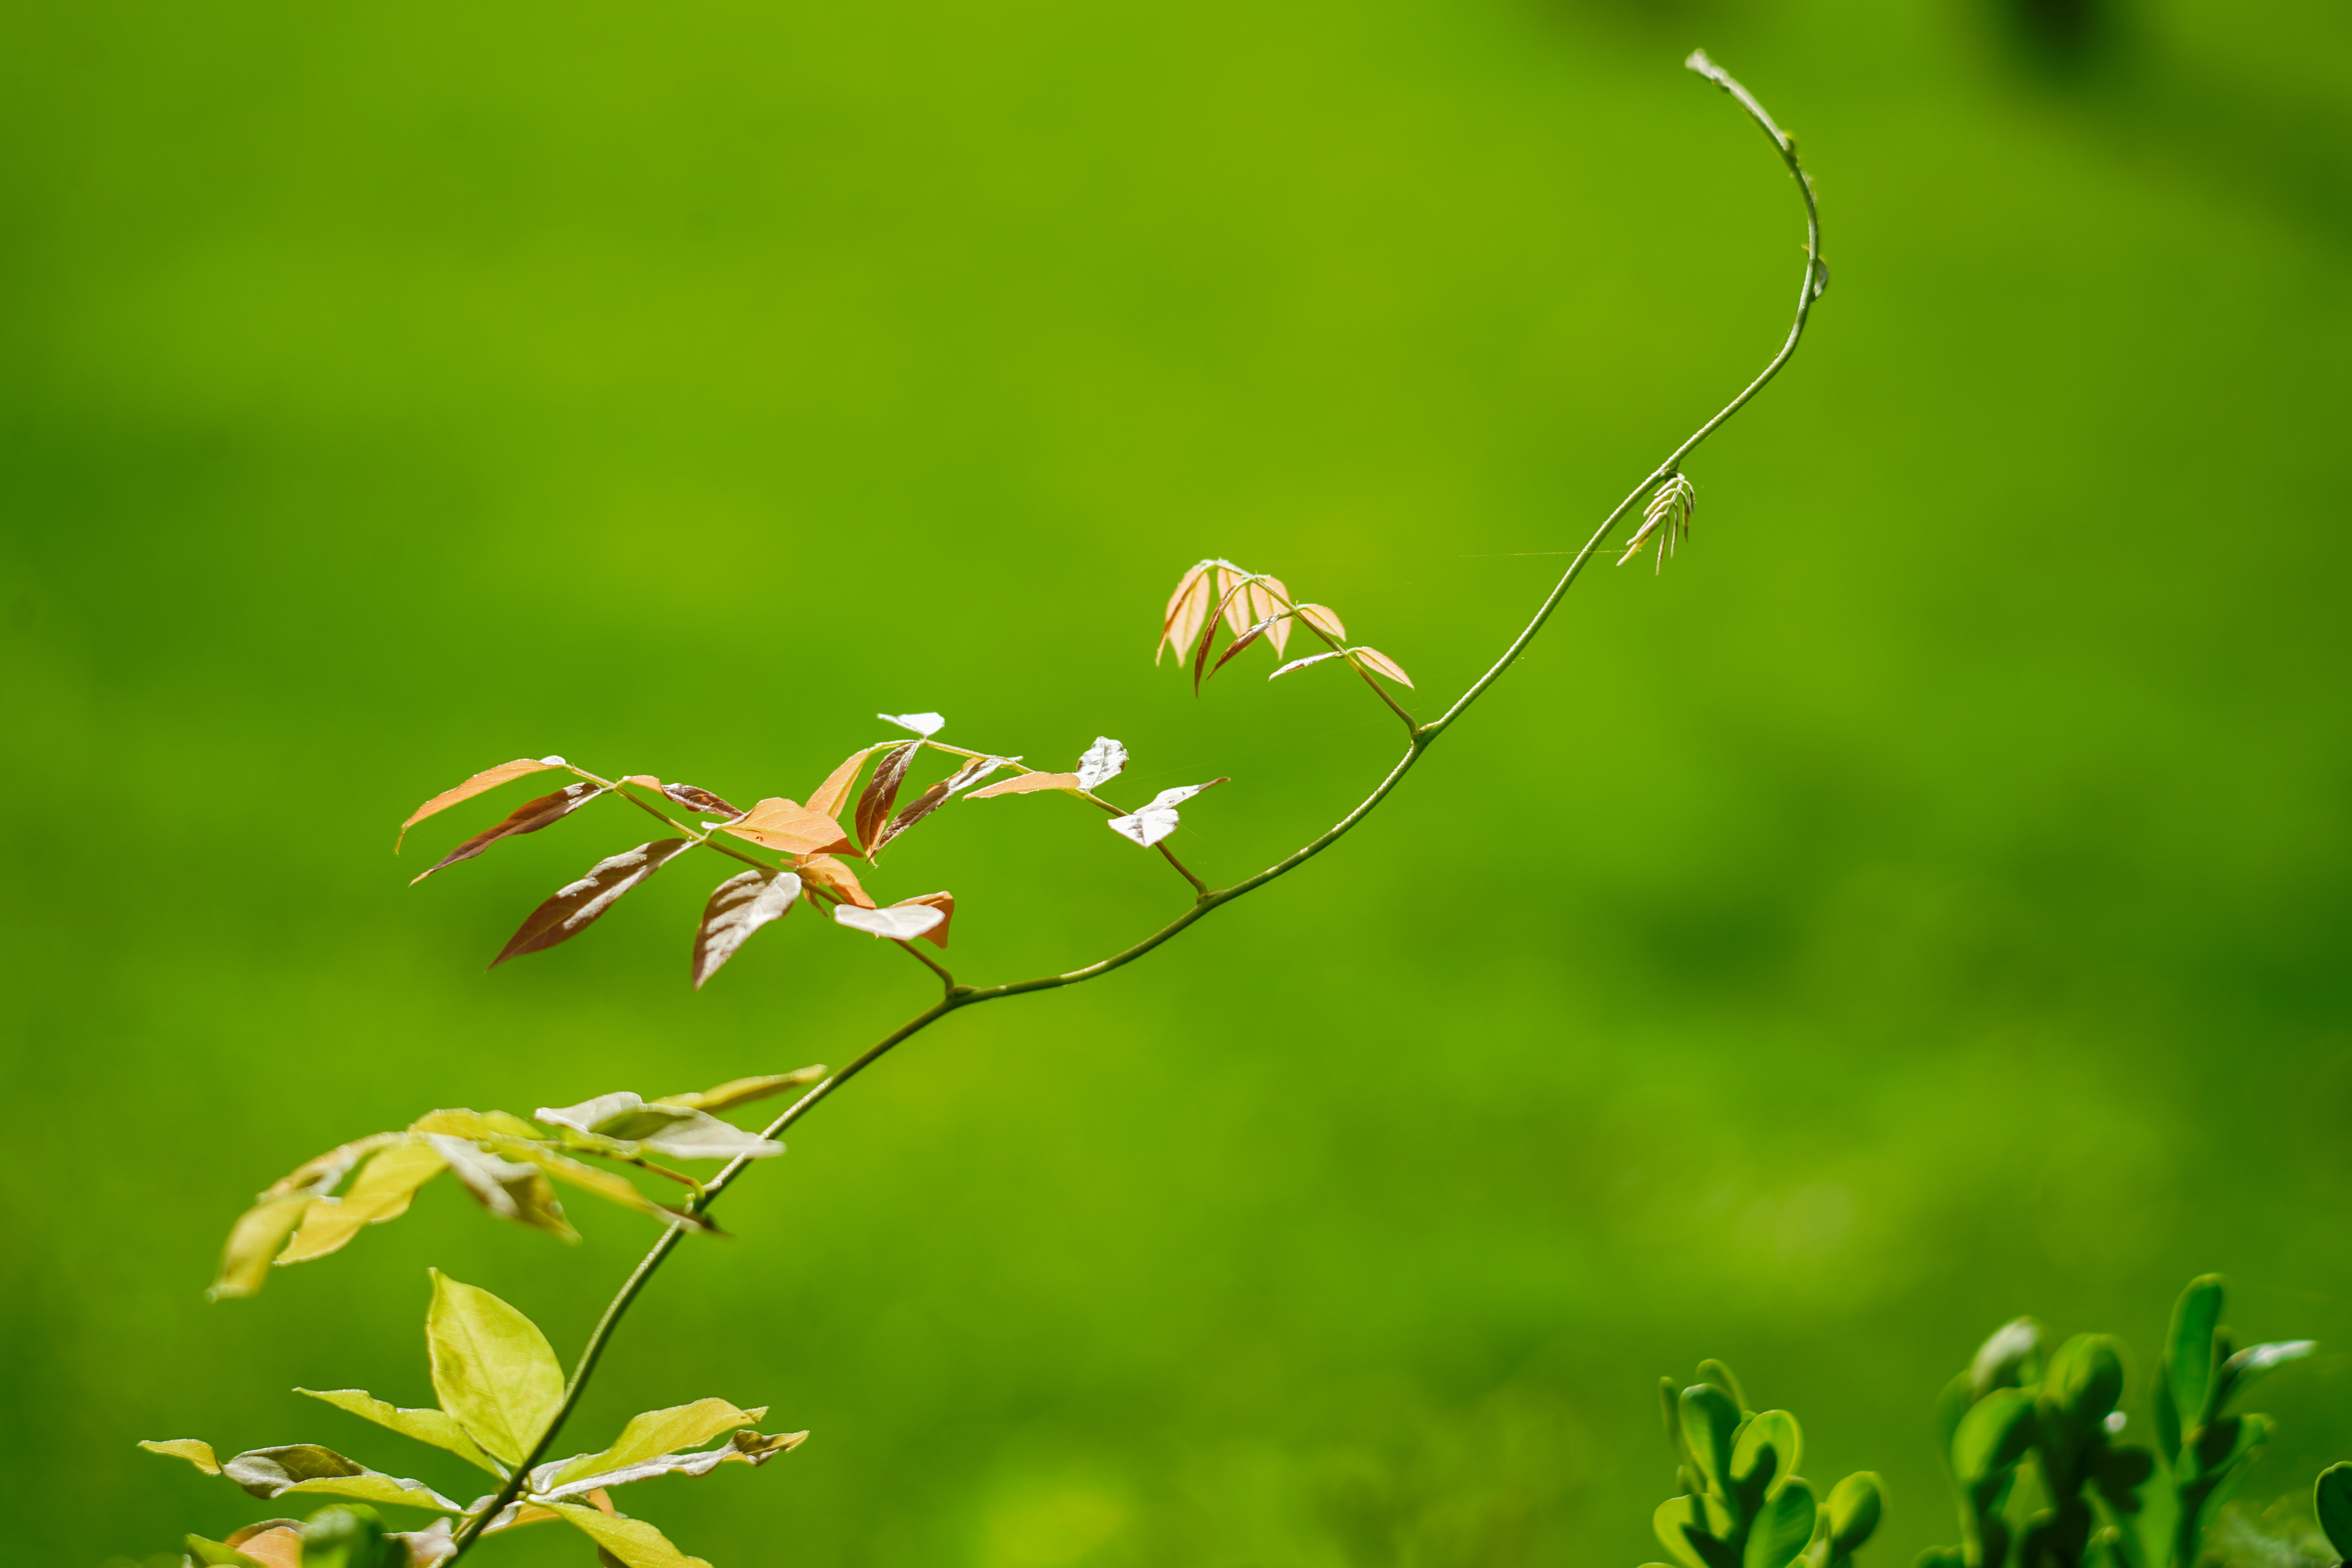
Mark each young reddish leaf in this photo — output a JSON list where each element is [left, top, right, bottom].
[[1158, 561, 1214, 665], [1209, 615, 1283, 680], [492, 840, 693, 967], [807, 747, 879, 821], [1258, 576, 1295, 655], [1350, 646, 1416, 688], [833, 903, 946, 942], [877, 711, 946, 737], [854, 741, 920, 849], [873, 780, 952, 851], [1214, 564, 1257, 637], [1295, 603, 1346, 641], [796, 854, 875, 908], [691, 869, 804, 989], [1106, 779, 1227, 848], [661, 783, 743, 818], [1269, 652, 1342, 681], [894, 891, 954, 948], [1075, 738, 1127, 789], [411, 783, 604, 884], [1190, 597, 1224, 694], [944, 753, 1014, 793], [721, 799, 854, 857], [397, 757, 564, 851], [967, 771, 1083, 799]]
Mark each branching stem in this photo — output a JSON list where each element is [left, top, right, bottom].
[[442, 53, 1823, 1558]]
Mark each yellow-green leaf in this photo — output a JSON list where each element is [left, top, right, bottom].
[[550, 1399, 767, 1487], [297, 1388, 506, 1476], [279, 1142, 448, 1265], [423, 1136, 578, 1241], [411, 1108, 546, 1142], [209, 1193, 316, 1301], [426, 1270, 566, 1467], [140, 1438, 222, 1474], [280, 1470, 464, 1512], [545, 1501, 712, 1568], [653, 1069, 825, 1115]]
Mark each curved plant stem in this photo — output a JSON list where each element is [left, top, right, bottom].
[[444, 52, 1824, 1557]]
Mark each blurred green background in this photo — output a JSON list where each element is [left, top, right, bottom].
[[5, 0, 2350, 1562]]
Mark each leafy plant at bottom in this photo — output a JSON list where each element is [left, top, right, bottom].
[[145, 1272, 804, 1568], [1641, 1358, 1884, 1568]]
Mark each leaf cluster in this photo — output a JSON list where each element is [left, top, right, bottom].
[[1642, 1359, 1884, 1568], [1156, 557, 1415, 697], [148, 1273, 802, 1568]]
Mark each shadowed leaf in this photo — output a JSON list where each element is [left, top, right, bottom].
[[397, 758, 564, 851], [2315, 1462, 2352, 1560], [834, 902, 946, 942], [423, 1137, 575, 1240], [691, 869, 802, 989], [720, 798, 854, 857], [968, 771, 1082, 799], [297, 1388, 506, 1476], [427, 1271, 565, 1468], [411, 783, 604, 884], [796, 854, 874, 907], [1350, 646, 1415, 687], [855, 741, 920, 850], [493, 840, 692, 967], [1745, 1477, 1817, 1568], [543, 1502, 711, 1568], [548, 1399, 768, 1487], [488, 1141, 717, 1229], [279, 1142, 448, 1265], [654, 1069, 824, 1115]]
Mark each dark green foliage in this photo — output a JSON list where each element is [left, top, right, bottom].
[[1642, 1359, 1883, 1568]]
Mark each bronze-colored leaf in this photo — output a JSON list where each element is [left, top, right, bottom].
[[854, 741, 920, 850], [1209, 615, 1282, 680], [1158, 561, 1214, 665], [721, 799, 854, 857], [1269, 652, 1342, 681], [806, 747, 878, 820], [796, 854, 875, 908], [659, 783, 742, 819], [967, 771, 1083, 799], [1259, 575, 1295, 655], [411, 783, 605, 885], [895, 891, 954, 949], [1190, 597, 1224, 694], [1214, 564, 1256, 637], [492, 840, 693, 968], [1351, 646, 1415, 688], [1296, 603, 1346, 640], [872, 779, 951, 853], [397, 757, 564, 851], [691, 869, 803, 989]]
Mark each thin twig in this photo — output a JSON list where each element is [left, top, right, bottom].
[[441, 53, 1823, 1558]]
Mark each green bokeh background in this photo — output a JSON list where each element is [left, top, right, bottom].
[[5, 0, 2350, 1562]]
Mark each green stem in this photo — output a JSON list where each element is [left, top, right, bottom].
[[441, 52, 1822, 1560]]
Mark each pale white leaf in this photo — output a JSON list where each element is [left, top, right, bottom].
[[833, 904, 946, 941], [877, 712, 946, 737], [534, 1094, 781, 1161], [1269, 652, 1342, 681], [1107, 807, 1181, 848], [1074, 737, 1128, 790], [532, 1430, 809, 1503]]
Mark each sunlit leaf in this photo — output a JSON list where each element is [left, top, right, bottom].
[[492, 839, 693, 968], [967, 771, 1082, 799], [209, 1192, 315, 1301], [1269, 652, 1342, 681], [534, 1094, 782, 1161], [397, 758, 564, 851], [426, 1270, 566, 1468], [1074, 738, 1127, 789], [297, 1388, 506, 1476], [1214, 564, 1257, 637], [894, 891, 954, 949], [548, 1399, 768, 1487], [412, 1108, 549, 1142], [877, 711, 946, 737], [655, 783, 742, 819], [140, 1438, 222, 1474], [720, 798, 854, 857], [654, 1069, 825, 1115], [410, 783, 605, 884], [1157, 561, 1214, 666], [1294, 603, 1345, 641], [540, 1428, 808, 1503], [279, 1142, 448, 1265], [1258, 576, 1295, 655], [834, 903, 946, 942], [806, 747, 879, 821], [854, 741, 920, 850], [691, 869, 803, 989], [1107, 779, 1227, 849], [183, 1535, 272, 1568], [1349, 646, 1415, 688], [543, 1502, 712, 1568], [796, 854, 874, 908], [423, 1136, 576, 1240]]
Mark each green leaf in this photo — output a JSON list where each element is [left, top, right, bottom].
[[539, 1429, 807, 1501], [534, 1093, 783, 1160], [279, 1470, 466, 1513], [1969, 1318, 2042, 1399], [1951, 1388, 2036, 1486], [1929, 1374, 1971, 1477], [1680, 1384, 1742, 1495], [1913, 1552, 1965, 1568], [485, 1140, 713, 1234], [545, 1501, 713, 1568], [2312, 1461, 2352, 1560], [278, 1142, 449, 1266], [1654, 1495, 1738, 1568], [2165, 1276, 2227, 1427], [297, 1388, 506, 1476], [2088, 1443, 2154, 1515], [140, 1437, 222, 1474], [411, 1108, 547, 1142], [299, 1504, 409, 1568], [1744, 1478, 1817, 1568], [1733, 1410, 1802, 1501], [209, 1192, 316, 1301], [2042, 1334, 2126, 1447], [1697, 1359, 1750, 1415], [654, 1069, 826, 1114], [426, 1269, 565, 1467], [549, 1399, 767, 1487], [2214, 1339, 2315, 1410], [1827, 1472, 1883, 1555]]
